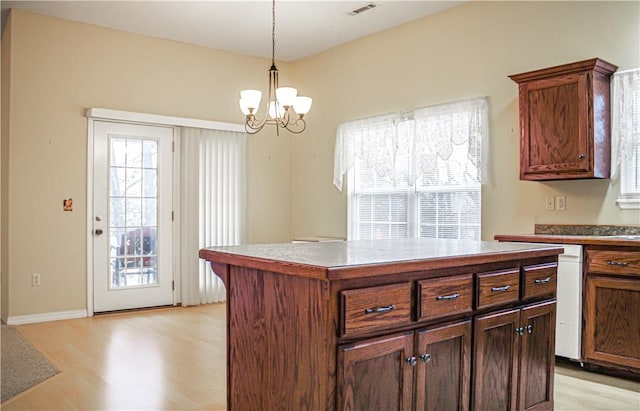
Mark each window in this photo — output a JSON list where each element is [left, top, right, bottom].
[[335, 98, 488, 240], [612, 69, 640, 209]]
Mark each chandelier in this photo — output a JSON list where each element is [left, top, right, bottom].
[[239, 0, 312, 135]]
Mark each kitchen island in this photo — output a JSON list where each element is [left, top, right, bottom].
[[199, 239, 563, 411]]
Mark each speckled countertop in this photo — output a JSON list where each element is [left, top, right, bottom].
[[534, 224, 640, 236], [200, 238, 563, 280], [495, 224, 640, 247]]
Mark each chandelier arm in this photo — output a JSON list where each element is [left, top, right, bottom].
[[284, 118, 307, 134]]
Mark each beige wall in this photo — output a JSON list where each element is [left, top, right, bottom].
[[2, 2, 640, 319], [1, 14, 12, 320], [1, 9, 291, 318], [290, 0, 640, 241]]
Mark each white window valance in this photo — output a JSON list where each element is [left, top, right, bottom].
[[333, 97, 489, 192]]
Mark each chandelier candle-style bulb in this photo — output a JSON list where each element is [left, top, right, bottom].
[[240, 89, 262, 114], [268, 101, 285, 119], [293, 96, 312, 116], [275, 87, 298, 107]]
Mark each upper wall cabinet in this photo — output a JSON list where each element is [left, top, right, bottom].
[[510, 58, 617, 181]]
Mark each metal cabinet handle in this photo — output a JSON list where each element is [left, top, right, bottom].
[[420, 353, 431, 363], [606, 261, 629, 267], [534, 277, 551, 284], [436, 293, 460, 301], [527, 324, 533, 334], [365, 305, 395, 314], [515, 327, 524, 336], [491, 285, 510, 292], [578, 153, 586, 160], [95, 229, 104, 235], [406, 357, 417, 366]]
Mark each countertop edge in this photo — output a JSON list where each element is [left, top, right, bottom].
[[200, 243, 564, 281], [494, 234, 640, 247]]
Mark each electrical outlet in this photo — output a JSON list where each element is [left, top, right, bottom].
[[32, 273, 41, 287], [556, 196, 566, 211], [545, 196, 555, 211]]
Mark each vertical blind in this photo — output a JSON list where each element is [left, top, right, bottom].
[[180, 127, 247, 305]]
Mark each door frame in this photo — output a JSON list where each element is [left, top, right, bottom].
[[86, 114, 180, 315], [86, 108, 244, 316]]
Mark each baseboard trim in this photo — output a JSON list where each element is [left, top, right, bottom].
[[6, 309, 88, 325]]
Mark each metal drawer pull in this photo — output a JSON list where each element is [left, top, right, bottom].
[[420, 353, 431, 363], [491, 285, 511, 292], [606, 261, 629, 267], [406, 357, 417, 366], [436, 293, 460, 301], [534, 277, 551, 284], [364, 305, 395, 314]]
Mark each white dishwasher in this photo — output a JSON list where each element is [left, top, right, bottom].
[[502, 242, 583, 360], [554, 243, 583, 360]]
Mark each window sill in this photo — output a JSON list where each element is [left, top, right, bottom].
[[616, 197, 640, 210]]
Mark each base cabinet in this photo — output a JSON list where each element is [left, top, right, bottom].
[[338, 320, 472, 411], [338, 332, 414, 411], [339, 301, 556, 411], [473, 301, 556, 411], [199, 242, 561, 411], [583, 248, 640, 375], [584, 276, 640, 371], [416, 321, 472, 411]]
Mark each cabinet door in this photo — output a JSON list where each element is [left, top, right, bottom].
[[519, 301, 556, 411], [473, 308, 521, 411], [415, 320, 471, 411], [338, 331, 414, 411], [519, 73, 590, 179], [584, 276, 640, 370]]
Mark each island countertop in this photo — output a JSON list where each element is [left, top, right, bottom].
[[199, 238, 563, 280]]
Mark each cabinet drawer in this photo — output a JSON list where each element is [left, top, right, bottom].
[[341, 282, 413, 337], [418, 274, 473, 321], [477, 269, 520, 309], [522, 264, 557, 300], [587, 250, 640, 277]]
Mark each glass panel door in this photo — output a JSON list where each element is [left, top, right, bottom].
[[93, 121, 174, 312]]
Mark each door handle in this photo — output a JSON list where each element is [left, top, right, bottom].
[[95, 229, 104, 235]]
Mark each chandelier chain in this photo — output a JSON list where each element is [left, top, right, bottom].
[[271, 0, 276, 65]]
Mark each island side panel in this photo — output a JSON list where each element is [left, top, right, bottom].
[[228, 265, 332, 410]]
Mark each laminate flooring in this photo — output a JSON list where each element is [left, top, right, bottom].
[[2, 304, 638, 410]]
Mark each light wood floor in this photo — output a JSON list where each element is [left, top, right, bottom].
[[3, 304, 639, 410]]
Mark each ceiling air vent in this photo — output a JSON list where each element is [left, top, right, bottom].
[[349, 3, 377, 16]]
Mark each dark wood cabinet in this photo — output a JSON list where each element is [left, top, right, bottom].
[[338, 332, 414, 411], [509, 58, 617, 181], [416, 320, 472, 411], [473, 301, 556, 411], [338, 320, 472, 411], [518, 302, 556, 411], [583, 247, 640, 375], [199, 239, 562, 411]]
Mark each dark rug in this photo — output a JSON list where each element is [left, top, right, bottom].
[[1, 324, 59, 402]]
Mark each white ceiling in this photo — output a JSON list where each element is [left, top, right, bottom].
[[1, 0, 465, 61]]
